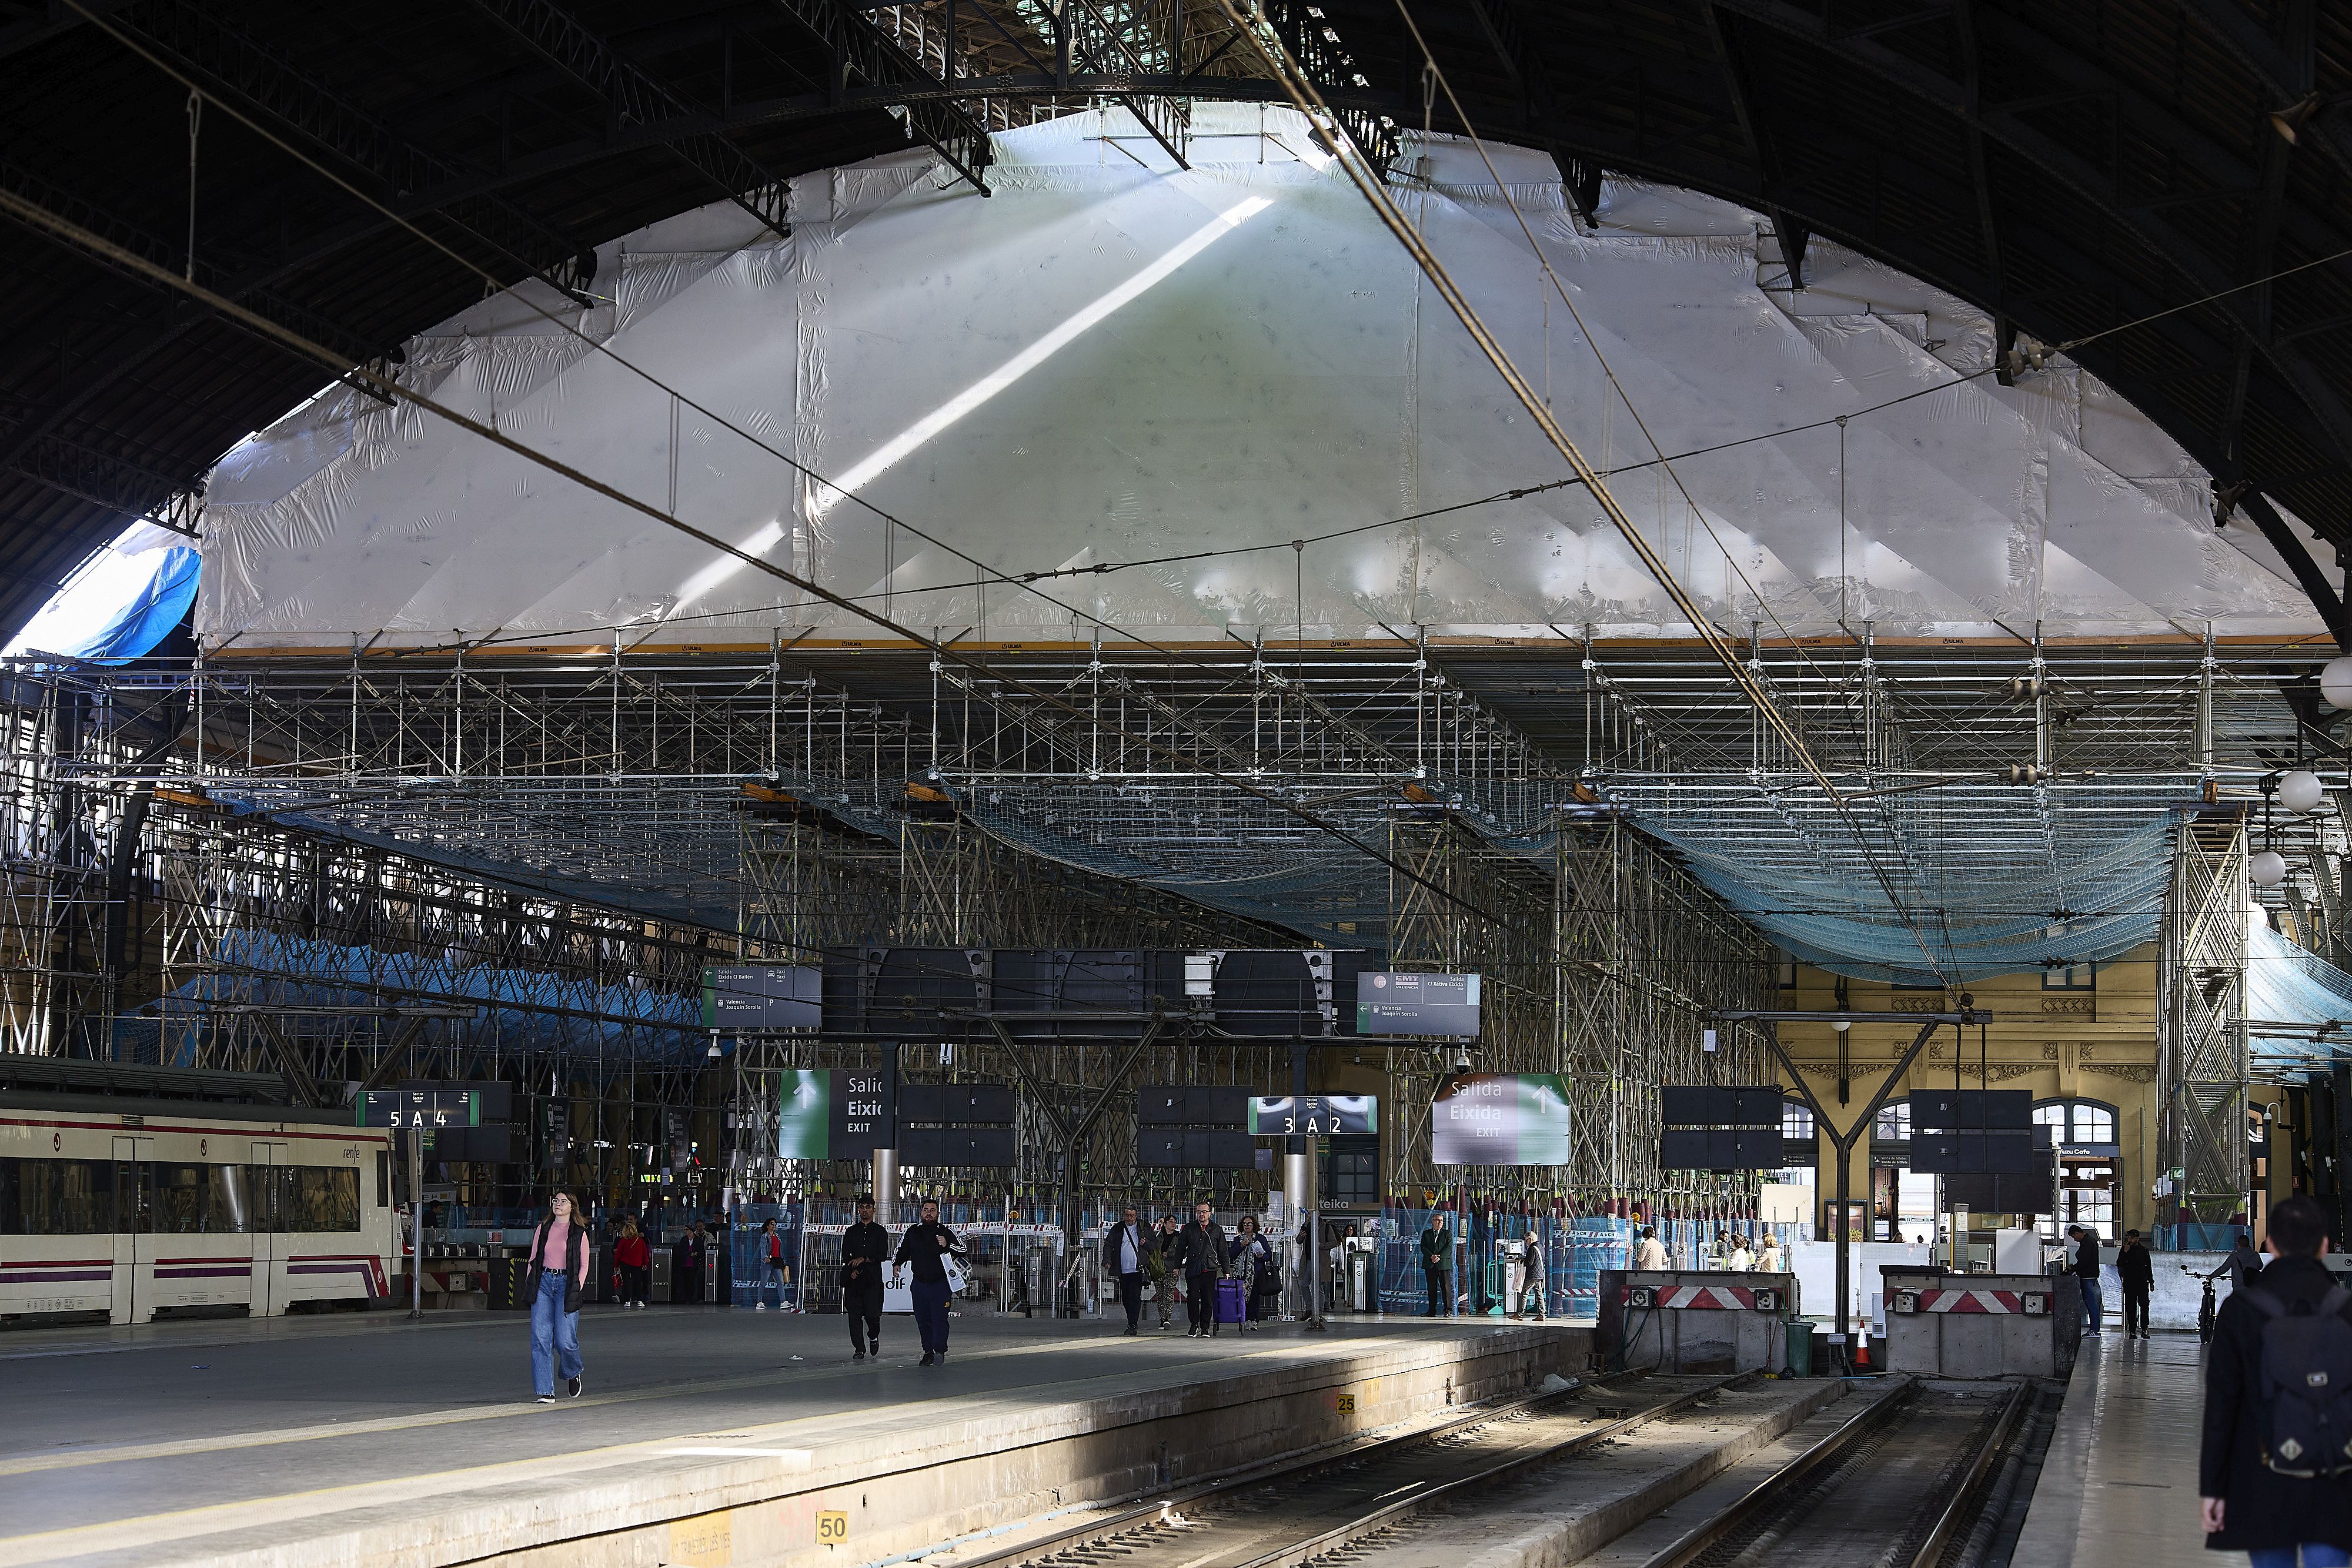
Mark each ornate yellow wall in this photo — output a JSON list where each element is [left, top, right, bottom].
[[1782, 945, 2161, 1236]]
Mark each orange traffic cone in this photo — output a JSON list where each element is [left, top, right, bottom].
[[1852, 1339, 1872, 1369]]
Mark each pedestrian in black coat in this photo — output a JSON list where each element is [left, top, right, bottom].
[[1175, 1201, 1229, 1338], [2201, 1195, 2352, 1556], [2117, 1229, 2155, 1338]]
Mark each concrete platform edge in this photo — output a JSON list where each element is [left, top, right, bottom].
[[1465, 1376, 1858, 1568], [28, 1326, 1580, 1568], [2009, 1335, 2100, 1568]]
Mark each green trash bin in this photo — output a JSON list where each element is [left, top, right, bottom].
[[1783, 1317, 1814, 1376]]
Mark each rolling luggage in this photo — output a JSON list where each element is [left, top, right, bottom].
[[1214, 1276, 1248, 1324]]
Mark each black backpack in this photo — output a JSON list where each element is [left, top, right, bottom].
[[2246, 1283, 2352, 1477]]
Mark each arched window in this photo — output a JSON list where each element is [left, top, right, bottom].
[[1875, 1100, 1911, 1141], [1782, 1099, 1815, 1142], [2032, 1098, 2119, 1144]]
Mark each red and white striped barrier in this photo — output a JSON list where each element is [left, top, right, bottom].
[[1890, 1287, 2050, 1315], [1623, 1283, 1782, 1311]]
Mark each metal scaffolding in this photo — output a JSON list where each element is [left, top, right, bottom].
[[2159, 809, 2251, 1226], [3, 628, 2314, 1221]]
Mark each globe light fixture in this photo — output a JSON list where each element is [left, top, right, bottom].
[[2251, 850, 2288, 889], [2281, 770, 2327, 814], [2322, 655, 2352, 710]]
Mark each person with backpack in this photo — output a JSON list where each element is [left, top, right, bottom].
[[2200, 1195, 2352, 1563], [2211, 1232, 2270, 1293]]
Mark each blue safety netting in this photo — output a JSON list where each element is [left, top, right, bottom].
[[115, 930, 704, 1067], [198, 780, 746, 934], [1610, 782, 2191, 986], [2249, 921, 2352, 1074]]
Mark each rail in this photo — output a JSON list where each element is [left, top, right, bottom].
[[957, 1370, 1751, 1568], [1637, 1376, 2032, 1568]]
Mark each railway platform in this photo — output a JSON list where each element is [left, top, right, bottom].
[[2013, 1333, 2206, 1568], [0, 1306, 1581, 1568]]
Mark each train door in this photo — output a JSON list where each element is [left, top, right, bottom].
[[250, 1142, 288, 1316], [110, 1137, 152, 1325]]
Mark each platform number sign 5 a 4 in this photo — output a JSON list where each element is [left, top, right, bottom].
[[356, 1089, 479, 1129]]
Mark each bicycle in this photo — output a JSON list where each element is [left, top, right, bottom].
[[2180, 1265, 2216, 1341]]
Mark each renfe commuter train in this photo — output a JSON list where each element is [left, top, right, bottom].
[[0, 1074, 396, 1325]]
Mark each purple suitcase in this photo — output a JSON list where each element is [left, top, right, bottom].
[[1214, 1276, 1248, 1324]]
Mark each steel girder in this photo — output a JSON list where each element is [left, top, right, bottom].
[[468, 0, 796, 239], [0, 157, 396, 520], [102, 0, 602, 300], [766, 0, 995, 192], [1703, 0, 2352, 609]]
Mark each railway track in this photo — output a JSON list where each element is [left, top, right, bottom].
[[1638, 1379, 2032, 1568], [956, 1372, 1748, 1568]]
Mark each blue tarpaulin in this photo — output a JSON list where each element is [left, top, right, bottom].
[[117, 931, 703, 1067]]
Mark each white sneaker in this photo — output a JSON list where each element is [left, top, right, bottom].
[[754, 1302, 766, 1311]]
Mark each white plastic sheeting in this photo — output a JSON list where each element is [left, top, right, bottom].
[[196, 105, 2326, 651]]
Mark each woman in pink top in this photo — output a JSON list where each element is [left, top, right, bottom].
[[527, 1191, 592, 1403]]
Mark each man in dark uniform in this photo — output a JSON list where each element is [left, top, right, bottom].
[[2116, 1228, 2154, 1338], [1177, 1200, 1229, 1338], [894, 1195, 967, 1366], [1421, 1211, 1454, 1317], [840, 1193, 891, 1360]]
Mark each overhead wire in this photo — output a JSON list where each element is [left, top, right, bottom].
[[1221, 0, 1957, 988], [43, 0, 1580, 935], [54, 0, 1480, 755], [0, 181, 1526, 931], [46, 0, 2263, 974]]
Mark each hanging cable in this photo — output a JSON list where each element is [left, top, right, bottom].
[[1218, 0, 1954, 991], [0, 181, 1517, 933], [183, 87, 200, 282]]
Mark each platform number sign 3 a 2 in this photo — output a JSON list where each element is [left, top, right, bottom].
[[817, 1511, 849, 1546]]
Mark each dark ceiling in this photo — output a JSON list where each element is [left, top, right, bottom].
[[4, 0, 2350, 645]]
